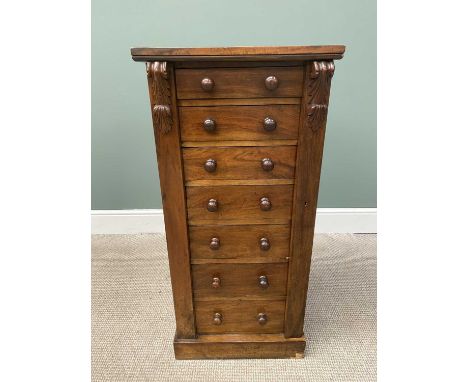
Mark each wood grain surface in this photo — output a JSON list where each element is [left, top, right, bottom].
[[285, 61, 336, 338], [189, 224, 290, 260], [175, 67, 303, 99], [185, 179, 294, 187], [192, 263, 288, 299], [194, 299, 285, 334], [131, 45, 345, 62], [182, 146, 296, 181], [146, 62, 196, 338], [182, 140, 298, 148], [174, 334, 305, 359], [186, 184, 293, 225], [179, 104, 300, 141], [174, 61, 304, 68], [177, 98, 301, 107]]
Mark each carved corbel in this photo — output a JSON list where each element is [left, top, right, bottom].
[[147, 61, 172, 134], [306, 61, 335, 131]]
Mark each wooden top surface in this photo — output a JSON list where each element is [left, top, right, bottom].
[[131, 45, 345, 62]]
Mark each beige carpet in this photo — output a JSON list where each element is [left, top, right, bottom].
[[92, 233, 376, 382]]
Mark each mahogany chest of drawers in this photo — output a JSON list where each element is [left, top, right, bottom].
[[131, 45, 345, 359]]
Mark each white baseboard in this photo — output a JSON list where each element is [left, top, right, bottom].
[[91, 208, 376, 234]]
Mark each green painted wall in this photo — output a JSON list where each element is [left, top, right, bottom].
[[92, 0, 376, 210]]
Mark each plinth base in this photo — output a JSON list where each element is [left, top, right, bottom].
[[174, 333, 306, 360]]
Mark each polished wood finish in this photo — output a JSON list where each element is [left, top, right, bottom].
[[145, 62, 195, 338], [195, 299, 285, 334], [203, 118, 216, 132], [263, 117, 277, 131], [191, 257, 289, 265], [183, 146, 296, 181], [200, 77, 215, 91], [203, 158, 217, 173], [211, 276, 221, 289], [175, 61, 304, 68], [175, 67, 303, 99], [206, 198, 218, 212], [185, 179, 294, 187], [131, 45, 346, 61], [133, 45, 343, 359], [257, 312, 268, 325], [178, 97, 301, 106], [260, 237, 271, 251], [189, 224, 290, 260], [258, 275, 269, 289], [285, 61, 335, 338], [174, 334, 306, 360], [186, 184, 293, 225], [182, 140, 298, 148], [260, 197, 272, 211], [212, 312, 223, 325], [179, 104, 300, 141], [209, 237, 220, 250], [264, 75, 279, 90], [192, 263, 288, 299], [182, 169, 290, 187]]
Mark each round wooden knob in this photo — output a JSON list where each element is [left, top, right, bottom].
[[201, 78, 215, 91], [261, 158, 274, 171], [265, 75, 279, 90], [263, 117, 277, 131], [213, 312, 223, 325], [257, 313, 268, 325], [207, 199, 218, 212], [204, 159, 217, 173], [212, 276, 221, 289], [259, 238, 270, 251], [210, 237, 220, 250], [260, 197, 271, 211], [203, 118, 216, 132], [259, 275, 269, 289]]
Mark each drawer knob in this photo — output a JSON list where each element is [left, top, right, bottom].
[[257, 313, 268, 325], [259, 237, 270, 251], [212, 276, 221, 289], [204, 158, 217, 173], [259, 275, 269, 288], [203, 118, 216, 132], [263, 117, 277, 131], [201, 77, 215, 91], [265, 75, 279, 90], [207, 198, 218, 212], [260, 197, 272, 211], [213, 312, 223, 325], [210, 237, 220, 250], [261, 158, 274, 171]]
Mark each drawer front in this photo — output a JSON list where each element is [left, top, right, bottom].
[[175, 67, 303, 99], [190, 224, 290, 260], [192, 263, 288, 298], [179, 105, 300, 142], [183, 146, 296, 181], [186, 185, 293, 225], [195, 299, 285, 334]]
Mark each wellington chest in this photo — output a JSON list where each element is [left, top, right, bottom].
[[131, 45, 345, 359]]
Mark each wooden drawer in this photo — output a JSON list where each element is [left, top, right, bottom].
[[186, 184, 293, 225], [195, 299, 285, 334], [183, 146, 296, 182], [179, 105, 300, 142], [192, 263, 288, 299], [189, 224, 290, 261], [175, 67, 303, 99]]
